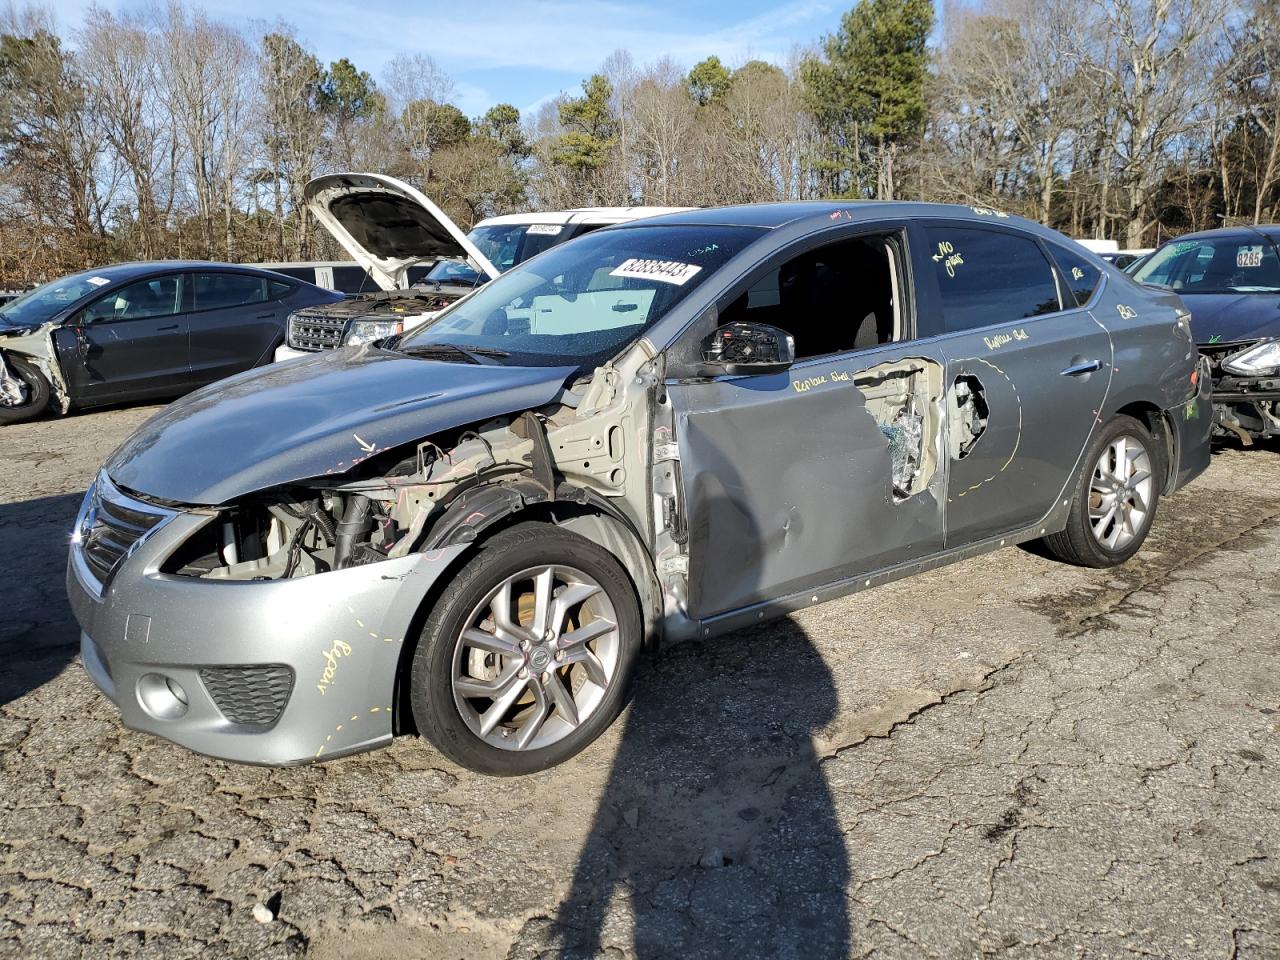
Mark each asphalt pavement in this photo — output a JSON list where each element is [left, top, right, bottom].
[[0, 405, 1277, 959]]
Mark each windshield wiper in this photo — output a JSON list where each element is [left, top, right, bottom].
[[396, 342, 510, 364]]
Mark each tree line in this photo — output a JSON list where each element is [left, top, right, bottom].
[[0, 0, 1274, 288]]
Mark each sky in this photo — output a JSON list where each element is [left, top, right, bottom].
[[43, 0, 861, 119]]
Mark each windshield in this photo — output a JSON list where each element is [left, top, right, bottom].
[[399, 224, 762, 367], [1133, 235, 1280, 293], [0, 269, 114, 325], [424, 223, 571, 285]]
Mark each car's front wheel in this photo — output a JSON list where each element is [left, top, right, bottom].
[[1038, 414, 1162, 568], [409, 524, 641, 775], [0, 354, 51, 426]]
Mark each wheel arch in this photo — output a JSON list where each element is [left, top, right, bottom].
[[1113, 400, 1177, 494], [390, 477, 661, 735]]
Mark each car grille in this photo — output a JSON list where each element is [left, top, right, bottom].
[[75, 473, 175, 594], [200, 665, 295, 725], [287, 312, 347, 351]]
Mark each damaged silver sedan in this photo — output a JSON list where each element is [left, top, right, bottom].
[[67, 203, 1212, 775]]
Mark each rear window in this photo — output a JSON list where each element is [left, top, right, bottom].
[[193, 272, 267, 310], [332, 266, 375, 293], [922, 225, 1061, 332], [1047, 243, 1103, 307]]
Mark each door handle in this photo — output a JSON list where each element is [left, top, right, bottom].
[[1060, 359, 1102, 377], [255, 312, 275, 319], [157, 324, 179, 331]]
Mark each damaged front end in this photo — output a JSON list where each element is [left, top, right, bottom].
[[1200, 339, 1280, 444], [67, 347, 660, 765], [0, 320, 69, 418]]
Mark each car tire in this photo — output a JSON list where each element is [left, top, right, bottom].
[[0, 354, 51, 426], [1038, 414, 1162, 568], [409, 524, 641, 775]]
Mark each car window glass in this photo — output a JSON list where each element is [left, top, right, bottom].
[[1047, 243, 1103, 307], [922, 225, 1061, 332], [402, 224, 761, 368], [192, 272, 267, 311], [718, 234, 903, 359], [332, 266, 374, 293], [268, 280, 292, 299], [1132, 237, 1280, 293], [81, 275, 182, 322]]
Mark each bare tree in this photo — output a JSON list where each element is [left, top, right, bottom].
[[1072, 0, 1228, 245]]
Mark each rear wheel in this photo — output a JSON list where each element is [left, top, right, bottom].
[[410, 525, 641, 775], [1038, 414, 1161, 568], [0, 354, 51, 426]]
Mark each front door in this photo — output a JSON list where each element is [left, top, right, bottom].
[[910, 221, 1113, 546], [63, 273, 191, 402], [667, 226, 949, 620]]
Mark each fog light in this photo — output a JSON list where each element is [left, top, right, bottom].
[[137, 673, 189, 720]]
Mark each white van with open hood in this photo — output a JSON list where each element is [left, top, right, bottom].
[[274, 173, 689, 361]]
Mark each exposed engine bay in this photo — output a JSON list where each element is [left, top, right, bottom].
[[165, 355, 651, 583], [1200, 340, 1280, 444]]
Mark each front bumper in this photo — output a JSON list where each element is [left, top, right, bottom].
[[273, 344, 310, 363], [67, 504, 466, 765]]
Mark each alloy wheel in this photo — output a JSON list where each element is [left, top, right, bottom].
[[450, 564, 620, 751], [1088, 434, 1154, 551]]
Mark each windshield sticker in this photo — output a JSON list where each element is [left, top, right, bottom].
[[610, 258, 702, 286], [931, 241, 964, 278], [1071, 266, 1085, 280], [1238, 245, 1263, 268], [971, 206, 1009, 219], [86, 276, 110, 287], [526, 224, 563, 236]]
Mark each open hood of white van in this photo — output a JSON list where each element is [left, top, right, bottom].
[[304, 173, 499, 291]]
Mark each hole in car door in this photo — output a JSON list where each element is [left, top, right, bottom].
[[666, 228, 949, 620]]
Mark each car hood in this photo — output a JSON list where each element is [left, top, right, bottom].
[[305, 173, 499, 292], [1179, 291, 1280, 345], [105, 348, 575, 505]]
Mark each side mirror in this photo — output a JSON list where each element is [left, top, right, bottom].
[[699, 321, 795, 377]]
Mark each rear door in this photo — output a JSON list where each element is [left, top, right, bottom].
[[667, 223, 949, 620], [64, 273, 191, 402], [910, 220, 1113, 546], [186, 270, 293, 384]]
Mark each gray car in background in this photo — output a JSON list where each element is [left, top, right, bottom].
[[67, 202, 1211, 775]]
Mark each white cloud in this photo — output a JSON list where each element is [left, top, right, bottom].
[[47, 0, 841, 111]]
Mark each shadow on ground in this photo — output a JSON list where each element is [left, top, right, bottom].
[[0, 492, 85, 706], [510, 617, 851, 959]]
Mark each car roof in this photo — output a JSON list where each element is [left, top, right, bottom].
[[1162, 224, 1280, 244], [626, 200, 1048, 230], [72, 260, 303, 281], [475, 207, 694, 228]]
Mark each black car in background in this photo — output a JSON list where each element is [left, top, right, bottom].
[[0, 261, 341, 425], [1131, 225, 1280, 443]]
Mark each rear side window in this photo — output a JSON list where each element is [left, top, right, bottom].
[[1047, 243, 1102, 307], [193, 272, 267, 311], [332, 266, 374, 293], [267, 266, 316, 283], [921, 225, 1061, 332]]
